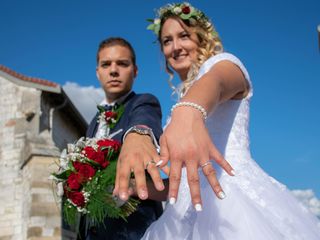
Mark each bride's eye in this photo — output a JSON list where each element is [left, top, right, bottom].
[[162, 38, 171, 46], [180, 32, 190, 39]]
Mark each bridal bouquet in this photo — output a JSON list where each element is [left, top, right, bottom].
[[50, 105, 139, 225]]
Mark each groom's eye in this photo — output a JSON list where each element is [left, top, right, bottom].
[[100, 61, 111, 68], [117, 60, 130, 67]]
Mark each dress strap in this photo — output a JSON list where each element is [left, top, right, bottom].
[[197, 52, 253, 99]]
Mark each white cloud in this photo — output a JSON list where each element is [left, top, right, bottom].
[[63, 82, 104, 123], [291, 189, 320, 219]]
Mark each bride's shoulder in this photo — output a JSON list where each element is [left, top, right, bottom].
[[201, 53, 243, 71], [199, 52, 250, 80], [198, 52, 253, 98]]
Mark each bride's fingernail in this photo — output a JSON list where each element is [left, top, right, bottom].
[[218, 191, 226, 199], [156, 160, 163, 167], [194, 203, 202, 212], [231, 170, 236, 176], [169, 197, 176, 205], [120, 192, 127, 200], [157, 182, 165, 190]]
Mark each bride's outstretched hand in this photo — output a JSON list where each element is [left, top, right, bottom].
[[159, 107, 235, 209]]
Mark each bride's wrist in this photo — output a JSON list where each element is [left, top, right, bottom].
[[171, 101, 208, 121], [171, 105, 205, 122]]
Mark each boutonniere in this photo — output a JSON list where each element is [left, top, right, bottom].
[[97, 104, 125, 130]]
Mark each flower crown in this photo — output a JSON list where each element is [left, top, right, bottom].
[[147, 2, 217, 37]]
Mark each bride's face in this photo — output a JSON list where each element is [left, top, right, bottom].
[[160, 18, 199, 81]]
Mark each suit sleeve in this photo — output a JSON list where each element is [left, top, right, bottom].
[[123, 94, 162, 140]]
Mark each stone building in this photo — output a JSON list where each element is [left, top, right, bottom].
[[0, 65, 87, 240]]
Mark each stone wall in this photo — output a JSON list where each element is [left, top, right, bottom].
[[22, 156, 61, 240], [0, 77, 35, 240], [0, 76, 85, 240]]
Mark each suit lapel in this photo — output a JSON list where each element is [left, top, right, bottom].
[[86, 112, 99, 138], [87, 91, 136, 138]]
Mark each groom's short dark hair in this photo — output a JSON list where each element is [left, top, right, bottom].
[[96, 37, 136, 66]]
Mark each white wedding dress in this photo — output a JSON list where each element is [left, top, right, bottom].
[[142, 53, 320, 240]]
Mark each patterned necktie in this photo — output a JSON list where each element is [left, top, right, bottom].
[[103, 103, 119, 111]]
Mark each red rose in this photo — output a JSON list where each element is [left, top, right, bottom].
[[99, 158, 110, 168], [72, 161, 84, 171], [97, 139, 121, 152], [105, 111, 117, 124], [83, 146, 98, 160], [83, 146, 109, 168], [105, 111, 117, 119], [67, 172, 81, 190], [93, 150, 110, 168], [182, 6, 191, 14], [84, 146, 105, 164], [68, 191, 85, 207], [73, 162, 96, 181]]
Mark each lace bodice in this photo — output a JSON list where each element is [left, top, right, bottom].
[[196, 53, 253, 160]]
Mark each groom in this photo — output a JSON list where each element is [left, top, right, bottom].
[[79, 37, 164, 239]]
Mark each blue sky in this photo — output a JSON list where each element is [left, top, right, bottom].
[[1, 0, 319, 197]]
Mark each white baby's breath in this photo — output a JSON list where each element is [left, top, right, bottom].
[[59, 149, 69, 170]]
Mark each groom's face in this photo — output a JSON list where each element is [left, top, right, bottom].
[[96, 45, 138, 102]]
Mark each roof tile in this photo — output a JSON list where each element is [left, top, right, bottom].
[[0, 64, 58, 87]]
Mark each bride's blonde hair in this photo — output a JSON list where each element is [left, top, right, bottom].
[[148, 2, 223, 95]]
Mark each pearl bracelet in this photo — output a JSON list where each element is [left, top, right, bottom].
[[171, 101, 208, 120]]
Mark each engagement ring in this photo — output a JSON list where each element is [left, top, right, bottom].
[[145, 160, 156, 169], [200, 161, 212, 169]]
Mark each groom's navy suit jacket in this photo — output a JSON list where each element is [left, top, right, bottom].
[[83, 91, 163, 240]]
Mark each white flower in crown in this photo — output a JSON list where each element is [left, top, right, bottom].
[[173, 6, 182, 14], [154, 18, 160, 24]]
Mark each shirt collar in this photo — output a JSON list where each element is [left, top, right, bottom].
[[100, 91, 132, 106]]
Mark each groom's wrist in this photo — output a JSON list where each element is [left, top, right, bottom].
[[123, 125, 160, 152]]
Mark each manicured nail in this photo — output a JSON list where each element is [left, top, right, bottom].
[[156, 160, 163, 167], [128, 187, 134, 196], [218, 191, 226, 199], [169, 197, 176, 205], [194, 203, 202, 212], [231, 170, 236, 176], [120, 192, 127, 200], [157, 182, 165, 191], [139, 190, 147, 199]]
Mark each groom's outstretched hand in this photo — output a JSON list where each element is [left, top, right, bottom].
[[113, 133, 168, 201]]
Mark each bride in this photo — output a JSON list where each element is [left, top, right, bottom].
[[116, 2, 320, 239]]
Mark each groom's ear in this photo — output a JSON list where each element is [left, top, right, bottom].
[[96, 67, 100, 81], [133, 65, 138, 79]]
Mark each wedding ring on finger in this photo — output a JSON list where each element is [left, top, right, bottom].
[[200, 161, 212, 169], [145, 160, 156, 169]]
